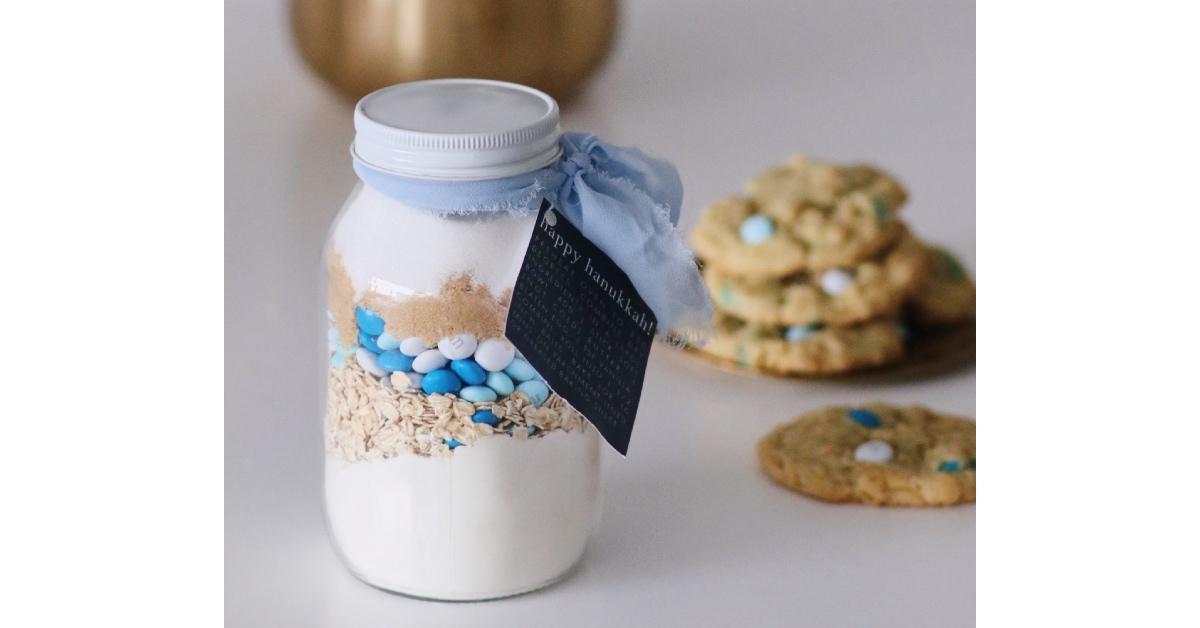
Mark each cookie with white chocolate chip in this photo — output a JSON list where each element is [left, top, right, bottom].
[[703, 229, 931, 327], [757, 403, 975, 506]]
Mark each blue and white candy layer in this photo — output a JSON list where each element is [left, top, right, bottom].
[[345, 307, 549, 406]]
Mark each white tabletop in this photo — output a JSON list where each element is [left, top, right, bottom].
[[225, 1, 975, 625]]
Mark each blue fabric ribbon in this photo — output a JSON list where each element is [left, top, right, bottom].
[[353, 132, 712, 340]]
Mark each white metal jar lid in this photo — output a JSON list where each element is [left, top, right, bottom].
[[352, 79, 563, 180]]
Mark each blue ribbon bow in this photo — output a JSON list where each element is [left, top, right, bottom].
[[353, 132, 712, 340]]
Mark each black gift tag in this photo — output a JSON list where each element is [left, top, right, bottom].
[[505, 199, 656, 455]]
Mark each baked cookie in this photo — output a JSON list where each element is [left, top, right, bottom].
[[704, 230, 931, 327], [745, 155, 909, 269], [694, 313, 906, 376], [757, 404, 975, 506], [907, 246, 975, 326], [691, 196, 812, 277]]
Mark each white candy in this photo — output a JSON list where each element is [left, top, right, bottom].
[[399, 337, 428, 357], [474, 337, 516, 372], [819, 268, 855, 296], [391, 371, 423, 390], [376, 331, 402, 351], [355, 348, 387, 378], [412, 349, 448, 373], [437, 334, 478, 360], [853, 440, 894, 464]]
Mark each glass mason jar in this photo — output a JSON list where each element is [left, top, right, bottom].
[[322, 80, 601, 600]]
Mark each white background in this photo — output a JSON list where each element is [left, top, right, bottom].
[[225, 1, 974, 626]]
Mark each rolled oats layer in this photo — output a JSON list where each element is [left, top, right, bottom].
[[326, 361, 587, 461]]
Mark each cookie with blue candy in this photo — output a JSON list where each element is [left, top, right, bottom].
[[692, 313, 906, 377], [703, 228, 931, 328], [906, 246, 975, 327], [691, 155, 909, 279], [756, 403, 975, 506]]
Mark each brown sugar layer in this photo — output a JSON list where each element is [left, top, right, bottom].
[[327, 249, 359, 347], [361, 273, 509, 344]]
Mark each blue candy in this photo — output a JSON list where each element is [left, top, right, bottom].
[[504, 357, 538, 382], [938, 460, 962, 473], [355, 306, 385, 336], [460, 385, 498, 403], [445, 438, 462, 449], [739, 214, 774, 245], [471, 409, 500, 426], [377, 350, 415, 373], [358, 331, 382, 354], [847, 408, 882, 428], [516, 380, 550, 406], [486, 371, 515, 397], [421, 369, 463, 395], [450, 359, 487, 385]]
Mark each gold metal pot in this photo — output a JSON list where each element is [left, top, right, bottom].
[[292, 0, 619, 102]]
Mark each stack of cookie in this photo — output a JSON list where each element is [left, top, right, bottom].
[[690, 155, 974, 376]]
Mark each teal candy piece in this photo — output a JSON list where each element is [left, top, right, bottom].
[[377, 350, 414, 373], [358, 331, 382, 354], [504, 357, 538, 382], [848, 408, 882, 428], [450, 359, 488, 385], [486, 371, 515, 397], [871, 196, 890, 224], [421, 369, 463, 395], [784, 322, 825, 342], [738, 214, 774, 245], [938, 460, 962, 472], [355, 306, 385, 335], [445, 438, 462, 449], [471, 409, 500, 426], [460, 385, 498, 403], [936, 248, 968, 281], [516, 380, 550, 406]]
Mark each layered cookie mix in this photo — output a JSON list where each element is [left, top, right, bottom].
[[326, 253, 587, 459], [757, 403, 975, 506], [689, 154, 974, 377]]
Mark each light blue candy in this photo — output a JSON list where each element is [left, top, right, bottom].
[[460, 385, 498, 403], [359, 331, 382, 354], [445, 438, 462, 449], [450, 359, 487, 386], [421, 369, 462, 395], [472, 409, 500, 426], [486, 371, 515, 397], [504, 357, 538, 382], [330, 345, 355, 369], [355, 306, 385, 336], [784, 322, 824, 342], [377, 350, 414, 373], [739, 214, 774, 245], [376, 331, 401, 351], [516, 380, 549, 406]]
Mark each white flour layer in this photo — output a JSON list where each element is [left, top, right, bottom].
[[324, 428, 601, 600], [331, 182, 537, 298]]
